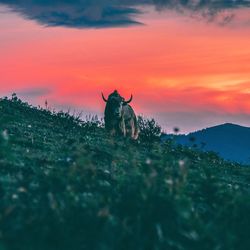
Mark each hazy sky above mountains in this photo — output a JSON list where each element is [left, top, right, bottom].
[[1, 0, 250, 133]]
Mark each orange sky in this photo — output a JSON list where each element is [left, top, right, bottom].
[[1, 5, 250, 133]]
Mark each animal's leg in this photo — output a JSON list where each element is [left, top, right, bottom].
[[110, 128, 116, 136], [119, 120, 126, 137], [131, 120, 135, 138], [132, 117, 139, 140]]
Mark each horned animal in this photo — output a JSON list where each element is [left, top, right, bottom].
[[102, 90, 139, 139]]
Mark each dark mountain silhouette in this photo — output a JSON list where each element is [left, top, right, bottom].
[[162, 123, 250, 165]]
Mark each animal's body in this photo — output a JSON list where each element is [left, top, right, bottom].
[[102, 90, 139, 139]]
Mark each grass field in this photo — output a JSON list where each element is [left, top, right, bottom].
[[0, 95, 250, 250]]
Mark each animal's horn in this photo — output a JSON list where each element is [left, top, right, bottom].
[[101, 92, 108, 102], [124, 94, 133, 104]]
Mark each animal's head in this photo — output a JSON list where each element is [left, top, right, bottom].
[[102, 90, 133, 118]]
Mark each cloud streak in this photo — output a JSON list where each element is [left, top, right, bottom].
[[154, 110, 250, 134], [0, 0, 250, 28], [16, 87, 51, 98]]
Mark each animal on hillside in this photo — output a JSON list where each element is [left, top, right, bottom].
[[101, 90, 139, 139]]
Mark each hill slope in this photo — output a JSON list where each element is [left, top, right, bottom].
[[0, 96, 250, 250], [163, 123, 250, 164]]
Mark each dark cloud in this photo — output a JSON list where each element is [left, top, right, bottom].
[[153, 0, 250, 25], [0, 0, 250, 28], [0, 0, 145, 28]]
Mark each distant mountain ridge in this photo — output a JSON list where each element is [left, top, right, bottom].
[[162, 123, 250, 165]]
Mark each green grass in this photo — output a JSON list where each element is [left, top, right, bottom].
[[0, 95, 250, 250]]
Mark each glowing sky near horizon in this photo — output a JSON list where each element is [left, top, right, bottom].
[[1, 2, 250, 133]]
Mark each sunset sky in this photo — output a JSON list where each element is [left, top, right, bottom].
[[1, 1, 250, 133]]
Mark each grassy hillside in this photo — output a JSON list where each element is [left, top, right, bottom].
[[0, 95, 250, 250]]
